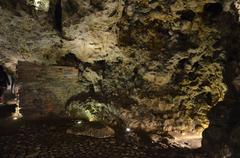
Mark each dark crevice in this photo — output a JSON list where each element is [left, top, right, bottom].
[[0, 104, 16, 119], [177, 10, 196, 21], [57, 53, 80, 67], [54, 0, 62, 33]]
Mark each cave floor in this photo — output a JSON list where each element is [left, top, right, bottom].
[[0, 107, 205, 158]]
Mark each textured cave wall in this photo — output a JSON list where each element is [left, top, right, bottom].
[[116, 0, 228, 134], [0, 0, 62, 71], [1, 0, 240, 148]]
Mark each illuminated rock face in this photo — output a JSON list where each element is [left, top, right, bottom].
[[26, 0, 50, 11], [1, 0, 240, 152], [117, 0, 229, 135], [66, 99, 119, 123]]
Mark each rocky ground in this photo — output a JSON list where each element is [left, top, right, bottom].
[[0, 116, 204, 158]]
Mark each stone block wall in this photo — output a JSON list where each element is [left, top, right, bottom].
[[17, 61, 82, 118]]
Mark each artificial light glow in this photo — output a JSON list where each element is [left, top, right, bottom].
[[12, 106, 22, 120], [77, 120, 83, 124], [126, 128, 131, 132], [13, 117, 18, 120]]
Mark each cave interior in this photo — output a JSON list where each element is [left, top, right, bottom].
[[0, 0, 240, 158]]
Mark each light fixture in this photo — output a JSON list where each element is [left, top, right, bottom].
[[13, 117, 18, 120], [126, 128, 131, 132], [77, 120, 83, 124]]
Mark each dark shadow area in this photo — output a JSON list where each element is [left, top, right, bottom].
[[203, 3, 223, 17], [63, 0, 79, 16], [0, 104, 16, 119], [90, 0, 105, 11], [201, 10, 240, 158], [177, 10, 196, 21], [57, 53, 80, 67], [54, 0, 62, 33], [0, 104, 19, 136]]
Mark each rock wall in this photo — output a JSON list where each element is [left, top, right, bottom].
[[116, 0, 228, 134]]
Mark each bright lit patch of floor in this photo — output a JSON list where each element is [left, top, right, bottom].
[[169, 132, 203, 149]]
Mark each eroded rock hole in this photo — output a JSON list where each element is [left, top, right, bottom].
[[54, 0, 62, 33]]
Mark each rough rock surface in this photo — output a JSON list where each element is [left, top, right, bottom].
[[66, 98, 118, 123], [66, 121, 115, 138]]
